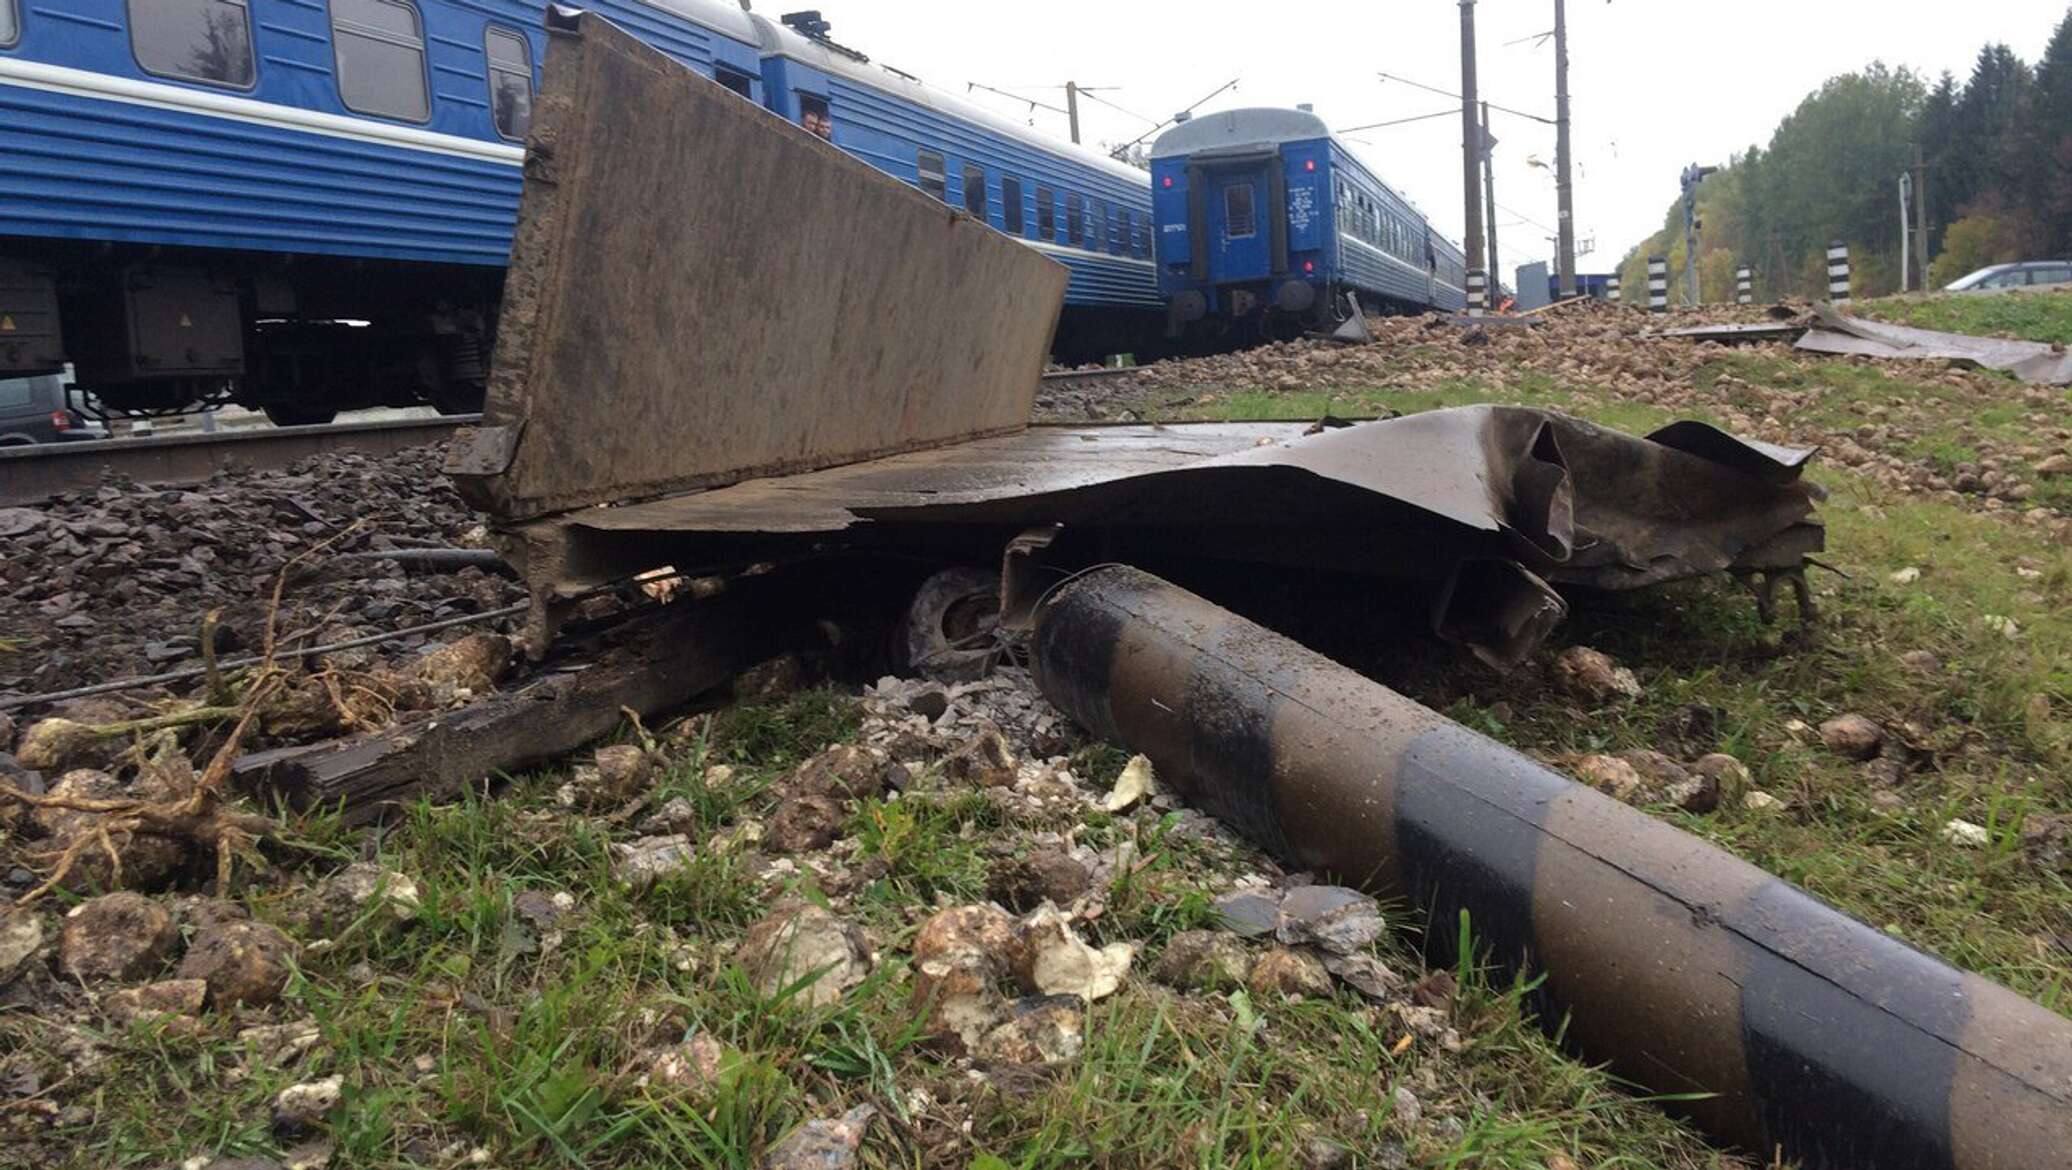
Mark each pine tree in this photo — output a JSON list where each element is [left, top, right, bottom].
[[1946, 45, 2032, 215], [1914, 72, 1960, 253], [2025, 7, 2072, 251]]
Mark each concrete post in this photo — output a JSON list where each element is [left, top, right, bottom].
[[1467, 269, 1488, 317], [1736, 264, 1754, 305], [1827, 242, 1851, 303], [1647, 257, 1669, 313]]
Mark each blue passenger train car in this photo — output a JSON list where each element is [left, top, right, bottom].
[[1150, 108, 1466, 339], [0, 1, 1157, 421]]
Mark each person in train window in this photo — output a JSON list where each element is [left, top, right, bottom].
[[800, 97, 833, 140]]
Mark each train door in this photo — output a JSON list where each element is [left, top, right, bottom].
[[1207, 168, 1271, 283]]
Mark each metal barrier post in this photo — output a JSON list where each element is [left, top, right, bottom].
[[1827, 242, 1851, 303]]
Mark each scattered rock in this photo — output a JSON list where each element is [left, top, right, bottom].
[[1320, 952, 1401, 1001], [0, 908, 46, 984], [1301, 1137, 1355, 1170], [1691, 754, 1752, 807], [759, 1103, 875, 1170], [987, 849, 1093, 912], [58, 891, 179, 983], [906, 686, 950, 722], [1391, 1085, 1423, 1128], [1153, 930, 1253, 992], [1898, 649, 1941, 674], [1573, 754, 1644, 803], [766, 794, 845, 854], [589, 744, 653, 804], [1010, 905, 1133, 1002], [791, 744, 904, 802], [1410, 970, 1457, 1011], [407, 633, 512, 705], [1819, 714, 1885, 761], [738, 902, 870, 1009], [1211, 888, 1282, 938], [176, 919, 298, 1008], [1275, 886, 1385, 956], [104, 978, 208, 1028], [13, 718, 119, 774], [1552, 646, 1642, 706], [909, 904, 1017, 1052], [31, 768, 189, 892], [1889, 566, 1922, 585], [1247, 947, 1333, 1000], [913, 903, 1018, 963], [642, 1032, 730, 1095], [944, 727, 1017, 789], [974, 995, 1086, 1066], [272, 1075, 344, 1136], [611, 835, 696, 890], [1940, 819, 1991, 849], [1743, 790, 1785, 813], [311, 863, 419, 935]]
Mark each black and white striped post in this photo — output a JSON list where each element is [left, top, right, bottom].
[[1826, 241, 1851, 303], [1606, 274, 1621, 303], [1467, 270, 1488, 317], [1736, 264, 1754, 305], [1647, 256, 1670, 313]]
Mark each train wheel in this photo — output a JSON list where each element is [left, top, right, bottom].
[[261, 403, 339, 428]]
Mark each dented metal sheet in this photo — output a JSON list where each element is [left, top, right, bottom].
[[513, 407, 1823, 666], [446, 11, 1068, 521], [1796, 302, 2072, 384]]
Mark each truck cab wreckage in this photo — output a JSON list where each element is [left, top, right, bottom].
[[431, 14, 2068, 1170]]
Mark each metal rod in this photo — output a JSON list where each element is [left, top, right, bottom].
[[1482, 100, 1500, 299], [1027, 565, 2072, 1170], [1065, 80, 1080, 144]]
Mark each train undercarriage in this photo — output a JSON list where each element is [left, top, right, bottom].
[[0, 246, 498, 425]]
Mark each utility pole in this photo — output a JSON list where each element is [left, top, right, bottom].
[[1065, 80, 1081, 145], [1899, 170, 1914, 292], [1680, 163, 1716, 305], [1912, 144, 1931, 290], [1553, 0, 1577, 297], [1482, 101, 1500, 295], [1459, 0, 1486, 276]]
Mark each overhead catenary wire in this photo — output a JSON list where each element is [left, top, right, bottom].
[[1338, 108, 1460, 134], [1377, 70, 1555, 126]]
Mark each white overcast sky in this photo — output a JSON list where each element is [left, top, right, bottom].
[[762, 1, 2069, 276]]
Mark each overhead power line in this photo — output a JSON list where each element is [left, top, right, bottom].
[[1377, 71, 1555, 126], [1339, 108, 1459, 134]]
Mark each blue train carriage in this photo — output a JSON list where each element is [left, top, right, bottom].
[[0, 0, 771, 422], [753, 14, 1163, 363], [1151, 107, 1467, 341]]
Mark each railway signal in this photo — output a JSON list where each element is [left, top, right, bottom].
[[1680, 163, 1718, 305]]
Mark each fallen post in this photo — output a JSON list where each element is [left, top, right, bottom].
[[1025, 564, 2072, 1170]]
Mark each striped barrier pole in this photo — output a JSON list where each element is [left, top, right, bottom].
[[1028, 565, 2072, 1170], [1827, 241, 1851, 302], [1736, 264, 1754, 305], [1647, 256, 1669, 313], [1606, 275, 1621, 303], [1467, 270, 1488, 317]]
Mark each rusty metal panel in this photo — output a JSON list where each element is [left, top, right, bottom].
[[447, 11, 1068, 521]]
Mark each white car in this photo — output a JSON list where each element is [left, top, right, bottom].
[[1943, 261, 2072, 292]]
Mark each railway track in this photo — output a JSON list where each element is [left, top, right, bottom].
[[1040, 366, 1149, 386], [0, 415, 477, 506]]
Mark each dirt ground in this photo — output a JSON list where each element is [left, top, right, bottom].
[[1, 290, 2067, 1170]]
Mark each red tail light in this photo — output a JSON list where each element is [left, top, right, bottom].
[[1303, 260, 1316, 273], [1305, 160, 1316, 172], [1162, 176, 1173, 188], [51, 410, 71, 432]]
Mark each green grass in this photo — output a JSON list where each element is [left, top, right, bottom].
[[1858, 287, 2072, 345]]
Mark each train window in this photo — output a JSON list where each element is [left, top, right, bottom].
[[1066, 193, 1084, 247], [917, 150, 947, 201], [1225, 184, 1257, 239], [333, 0, 429, 122], [963, 165, 986, 219], [715, 67, 754, 98], [1036, 186, 1055, 240], [1002, 176, 1024, 235], [1113, 210, 1128, 256], [1132, 214, 1149, 259], [130, 0, 255, 88], [1, 0, 16, 48], [799, 94, 832, 139], [484, 27, 533, 141]]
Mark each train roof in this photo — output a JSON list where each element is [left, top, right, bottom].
[[640, 0, 762, 45], [1149, 108, 1332, 160], [745, 15, 1149, 187]]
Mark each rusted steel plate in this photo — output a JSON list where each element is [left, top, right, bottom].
[[1796, 302, 2072, 384], [1028, 565, 2072, 1170], [447, 11, 1068, 521], [509, 408, 1822, 667]]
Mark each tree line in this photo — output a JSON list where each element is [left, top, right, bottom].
[[1612, 6, 2072, 302]]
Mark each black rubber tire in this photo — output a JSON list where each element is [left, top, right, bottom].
[[262, 404, 339, 428], [900, 565, 1002, 682]]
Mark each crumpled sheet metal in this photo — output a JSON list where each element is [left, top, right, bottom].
[[539, 406, 1823, 667], [1797, 302, 2072, 385]]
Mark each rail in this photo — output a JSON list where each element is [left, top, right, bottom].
[[0, 416, 476, 506]]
